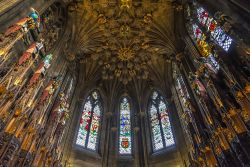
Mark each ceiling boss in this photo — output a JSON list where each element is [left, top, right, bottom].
[[73, 0, 159, 84], [120, 0, 132, 9], [118, 48, 134, 61]]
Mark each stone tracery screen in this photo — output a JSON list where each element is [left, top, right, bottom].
[[76, 90, 102, 151], [119, 97, 132, 155], [148, 91, 175, 152]]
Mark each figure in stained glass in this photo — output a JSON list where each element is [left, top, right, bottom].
[[196, 7, 232, 52], [119, 97, 132, 154], [148, 91, 175, 151], [76, 90, 102, 151]]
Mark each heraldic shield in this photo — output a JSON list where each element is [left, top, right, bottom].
[[121, 138, 129, 148]]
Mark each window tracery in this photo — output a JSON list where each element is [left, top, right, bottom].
[[76, 90, 102, 151], [148, 91, 175, 152]]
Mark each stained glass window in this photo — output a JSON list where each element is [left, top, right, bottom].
[[119, 97, 132, 155], [196, 7, 232, 52], [149, 91, 175, 152], [76, 90, 102, 151], [176, 75, 190, 111], [192, 23, 220, 73]]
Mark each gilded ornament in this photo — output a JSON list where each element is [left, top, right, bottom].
[[0, 85, 6, 95], [73, 0, 163, 84], [28, 127, 35, 133], [41, 147, 46, 152], [120, 0, 132, 9], [229, 108, 237, 116], [15, 109, 22, 116], [198, 157, 204, 162], [214, 145, 222, 155], [120, 25, 131, 37], [241, 111, 250, 122], [236, 91, 244, 99], [97, 14, 107, 24], [246, 47, 250, 55], [144, 14, 152, 24], [224, 128, 235, 142], [245, 84, 250, 93], [0, 49, 5, 56], [118, 48, 134, 61]]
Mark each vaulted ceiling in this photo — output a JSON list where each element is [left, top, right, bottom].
[[66, 0, 184, 99]]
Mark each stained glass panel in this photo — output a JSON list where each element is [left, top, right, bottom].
[[149, 105, 164, 150], [149, 91, 175, 152], [152, 91, 158, 100], [87, 104, 101, 150], [197, 7, 209, 26], [197, 7, 232, 52], [176, 76, 190, 110], [66, 78, 74, 100], [76, 100, 92, 146], [192, 24, 220, 73], [76, 91, 102, 151], [159, 101, 174, 147], [119, 97, 132, 154], [211, 27, 232, 52]]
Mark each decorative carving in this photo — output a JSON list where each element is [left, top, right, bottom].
[[70, 1, 176, 84]]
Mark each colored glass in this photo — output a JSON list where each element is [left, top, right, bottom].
[[192, 24, 220, 72], [197, 7, 232, 52], [76, 91, 102, 151], [149, 91, 175, 152], [119, 97, 132, 154]]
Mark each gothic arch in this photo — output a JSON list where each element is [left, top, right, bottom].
[[73, 89, 104, 157], [144, 90, 176, 155], [117, 95, 134, 156]]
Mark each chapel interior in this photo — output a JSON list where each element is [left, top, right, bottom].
[[0, 0, 249, 167]]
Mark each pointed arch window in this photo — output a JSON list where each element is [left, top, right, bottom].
[[148, 91, 175, 152], [76, 90, 102, 151], [119, 97, 132, 155]]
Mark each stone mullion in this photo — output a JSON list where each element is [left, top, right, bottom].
[[61, 88, 79, 165], [133, 127, 140, 167], [171, 85, 192, 150], [101, 110, 112, 167], [139, 110, 149, 167], [61, 81, 87, 166], [109, 126, 118, 167], [171, 100, 190, 165], [103, 94, 117, 167]]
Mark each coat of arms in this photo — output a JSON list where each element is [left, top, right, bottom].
[[121, 138, 129, 148]]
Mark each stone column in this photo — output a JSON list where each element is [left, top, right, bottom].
[[101, 111, 112, 167], [138, 111, 148, 167], [169, 100, 189, 166], [133, 127, 140, 167], [110, 127, 118, 167]]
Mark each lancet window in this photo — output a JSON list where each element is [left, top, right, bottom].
[[119, 97, 132, 155], [148, 91, 175, 152], [76, 90, 102, 151]]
